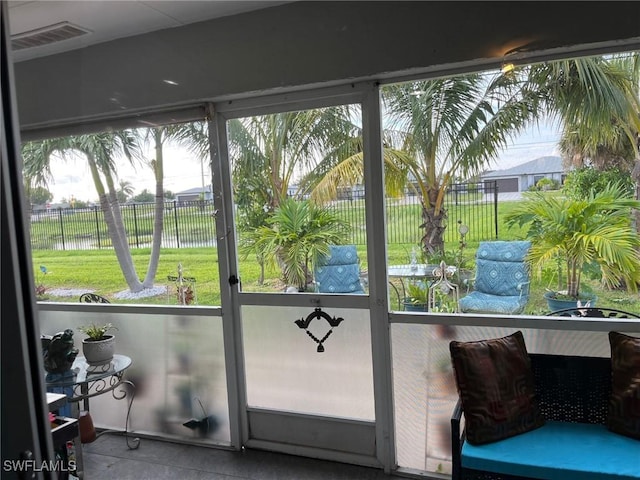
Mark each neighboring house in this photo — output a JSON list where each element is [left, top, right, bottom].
[[175, 185, 213, 205], [481, 156, 565, 193], [286, 184, 311, 200], [337, 184, 365, 201]]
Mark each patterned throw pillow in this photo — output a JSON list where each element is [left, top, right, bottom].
[[450, 331, 544, 445], [608, 331, 640, 439]]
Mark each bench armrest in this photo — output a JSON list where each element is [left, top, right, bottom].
[[451, 398, 464, 480]]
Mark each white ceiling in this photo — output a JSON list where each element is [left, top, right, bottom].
[[8, 1, 290, 62]]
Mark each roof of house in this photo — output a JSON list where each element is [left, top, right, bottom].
[[176, 185, 212, 195], [482, 156, 564, 178]]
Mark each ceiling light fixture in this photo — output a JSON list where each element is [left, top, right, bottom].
[[500, 45, 528, 74], [501, 62, 515, 74], [499, 40, 544, 74]]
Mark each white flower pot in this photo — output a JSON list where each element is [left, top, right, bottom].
[[82, 335, 115, 365]]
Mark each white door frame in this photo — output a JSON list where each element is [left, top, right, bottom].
[[207, 81, 396, 471]]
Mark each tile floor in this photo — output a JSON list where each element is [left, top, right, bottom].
[[82, 435, 408, 480]]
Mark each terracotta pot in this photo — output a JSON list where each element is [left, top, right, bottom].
[[79, 410, 96, 443], [82, 334, 115, 365]]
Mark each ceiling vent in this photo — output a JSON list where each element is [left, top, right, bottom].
[[11, 22, 92, 51]]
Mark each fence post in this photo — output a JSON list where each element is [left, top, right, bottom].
[[493, 180, 499, 239], [174, 200, 180, 248], [58, 208, 66, 250], [94, 206, 101, 248], [133, 203, 140, 248]]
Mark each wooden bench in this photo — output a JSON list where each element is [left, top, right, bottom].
[[451, 353, 640, 480]]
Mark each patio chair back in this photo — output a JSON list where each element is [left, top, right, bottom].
[[458, 240, 531, 315], [79, 293, 110, 303], [314, 245, 365, 294]]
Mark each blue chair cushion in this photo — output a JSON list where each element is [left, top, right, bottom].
[[459, 291, 528, 315], [320, 245, 360, 266], [476, 241, 531, 262], [474, 258, 529, 296], [462, 421, 640, 480], [315, 263, 364, 294]]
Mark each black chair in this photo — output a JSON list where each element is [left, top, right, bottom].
[[546, 306, 640, 319], [78, 293, 110, 303]]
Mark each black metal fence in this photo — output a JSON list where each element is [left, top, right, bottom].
[[29, 182, 498, 250], [29, 200, 218, 250], [326, 181, 498, 245]]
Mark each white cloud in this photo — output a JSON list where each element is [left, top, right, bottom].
[[45, 143, 207, 203]]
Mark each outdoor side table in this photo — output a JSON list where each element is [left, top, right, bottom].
[[388, 264, 436, 307], [45, 354, 139, 478], [388, 264, 457, 309]]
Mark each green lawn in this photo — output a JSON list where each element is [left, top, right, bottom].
[[31, 199, 640, 314]]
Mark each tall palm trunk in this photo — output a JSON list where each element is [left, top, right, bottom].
[[143, 128, 165, 287], [104, 168, 143, 291], [420, 202, 447, 256], [87, 156, 143, 291]]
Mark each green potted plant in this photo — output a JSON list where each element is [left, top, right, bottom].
[[403, 282, 428, 311], [78, 323, 118, 365], [240, 199, 350, 291], [505, 183, 640, 310]]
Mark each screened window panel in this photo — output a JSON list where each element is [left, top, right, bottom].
[[39, 309, 230, 444]]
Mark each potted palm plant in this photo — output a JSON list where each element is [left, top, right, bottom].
[[240, 199, 350, 292], [403, 282, 429, 311], [78, 323, 118, 365], [505, 183, 640, 310]]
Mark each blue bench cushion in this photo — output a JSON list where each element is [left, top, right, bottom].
[[462, 421, 640, 480], [458, 291, 529, 315]]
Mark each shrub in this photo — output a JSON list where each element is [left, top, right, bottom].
[[535, 177, 560, 191], [562, 167, 633, 200]]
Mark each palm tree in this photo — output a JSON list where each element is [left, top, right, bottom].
[[23, 122, 208, 294], [313, 72, 540, 255], [240, 199, 350, 291], [533, 54, 640, 170], [223, 108, 362, 282], [228, 108, 361, 214], [23, 132, 146, 291], [116, 180, 134, 203], [505, 182, 640, 298], [140, 124, 198, 289], [311, 55, 640, 256]]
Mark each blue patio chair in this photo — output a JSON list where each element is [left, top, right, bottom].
[[458, 240, 531, 315], [314, 245, 365, 294]]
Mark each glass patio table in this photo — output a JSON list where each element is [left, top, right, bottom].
[[45, 355, 139, 478], [388, 264, 457, 309], [387, 264, 436, 308]]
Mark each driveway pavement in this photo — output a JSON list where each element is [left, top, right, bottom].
[[496, 192, 523, 201]]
